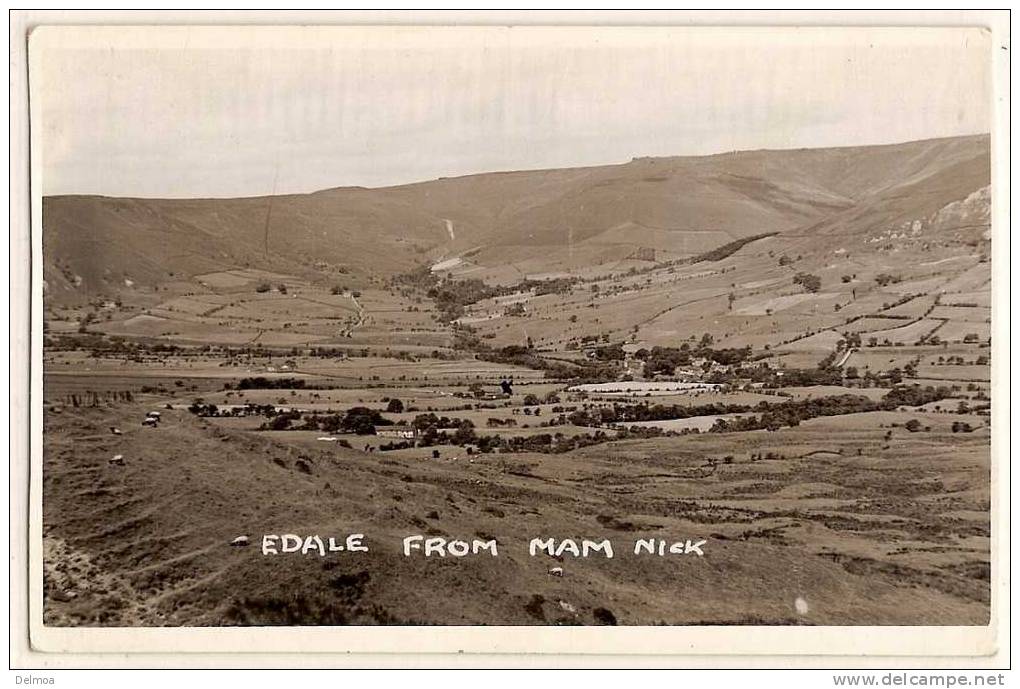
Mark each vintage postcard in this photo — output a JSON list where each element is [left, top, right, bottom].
[[17, 17, 1008, 663]]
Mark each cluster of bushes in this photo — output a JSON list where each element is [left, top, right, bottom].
[[879, 293, 919, 311], [395, 265, 578, 324], [883, 384, 953, 407], [744, 364, 846, 387], [708, 396, 874, 433], [188, 402, 280, 418], [590, 343, 626, 361], [262, 410, 304, 431], [567, 400, 754, 427], [264, 407, 394, 434], [530, 277, 576, 296], [410, 412, 472, 431], [44, 334, 447, 367], [471, 344, 587, 380], [705, 386, 954, 434], [793, 272, 822, 293], [234, 377, 316, 390], [817, 351, 840, 370], [256, 408, 484, 437], [692, 233, 777, 263], [44, 333, 183, 356], [427, 278, 503, 321], [632, 342, 753, 376], [378, 440, 414, 451], [187, 403, 397, 432], [875, 273, 902, 287], [564, 385, 953, 435]]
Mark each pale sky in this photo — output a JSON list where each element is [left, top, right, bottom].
[[31, 25, 991, 198]]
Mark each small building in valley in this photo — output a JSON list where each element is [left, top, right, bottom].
[[376, 425, 419, 440]]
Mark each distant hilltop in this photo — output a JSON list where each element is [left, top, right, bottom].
[[43, 134, 989, 303]]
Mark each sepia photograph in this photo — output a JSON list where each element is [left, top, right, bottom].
[[25, 19, 1001, 646]]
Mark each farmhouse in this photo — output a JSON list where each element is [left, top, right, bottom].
[[376, 425, 419, 440]]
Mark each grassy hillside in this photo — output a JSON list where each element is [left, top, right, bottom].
[[43, 134, 990, 304]]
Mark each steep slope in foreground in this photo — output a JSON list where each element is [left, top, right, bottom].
[[42, 135, 989, 303], [44, 400, 989, 626]]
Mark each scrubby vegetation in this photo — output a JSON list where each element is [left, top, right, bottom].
[[236, 377, 314, 390], [692, 232, 777, 263], [793, 272, 822, 293]]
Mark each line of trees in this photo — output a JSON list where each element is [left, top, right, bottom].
[[566, 385, 954, 433], [692, 232, 777, 263]]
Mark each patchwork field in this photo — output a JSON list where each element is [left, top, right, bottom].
[[41, 134, 994, 627]]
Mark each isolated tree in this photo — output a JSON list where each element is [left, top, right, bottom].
[[386, 398, 405, 413], [793, 272, 822, 293]]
